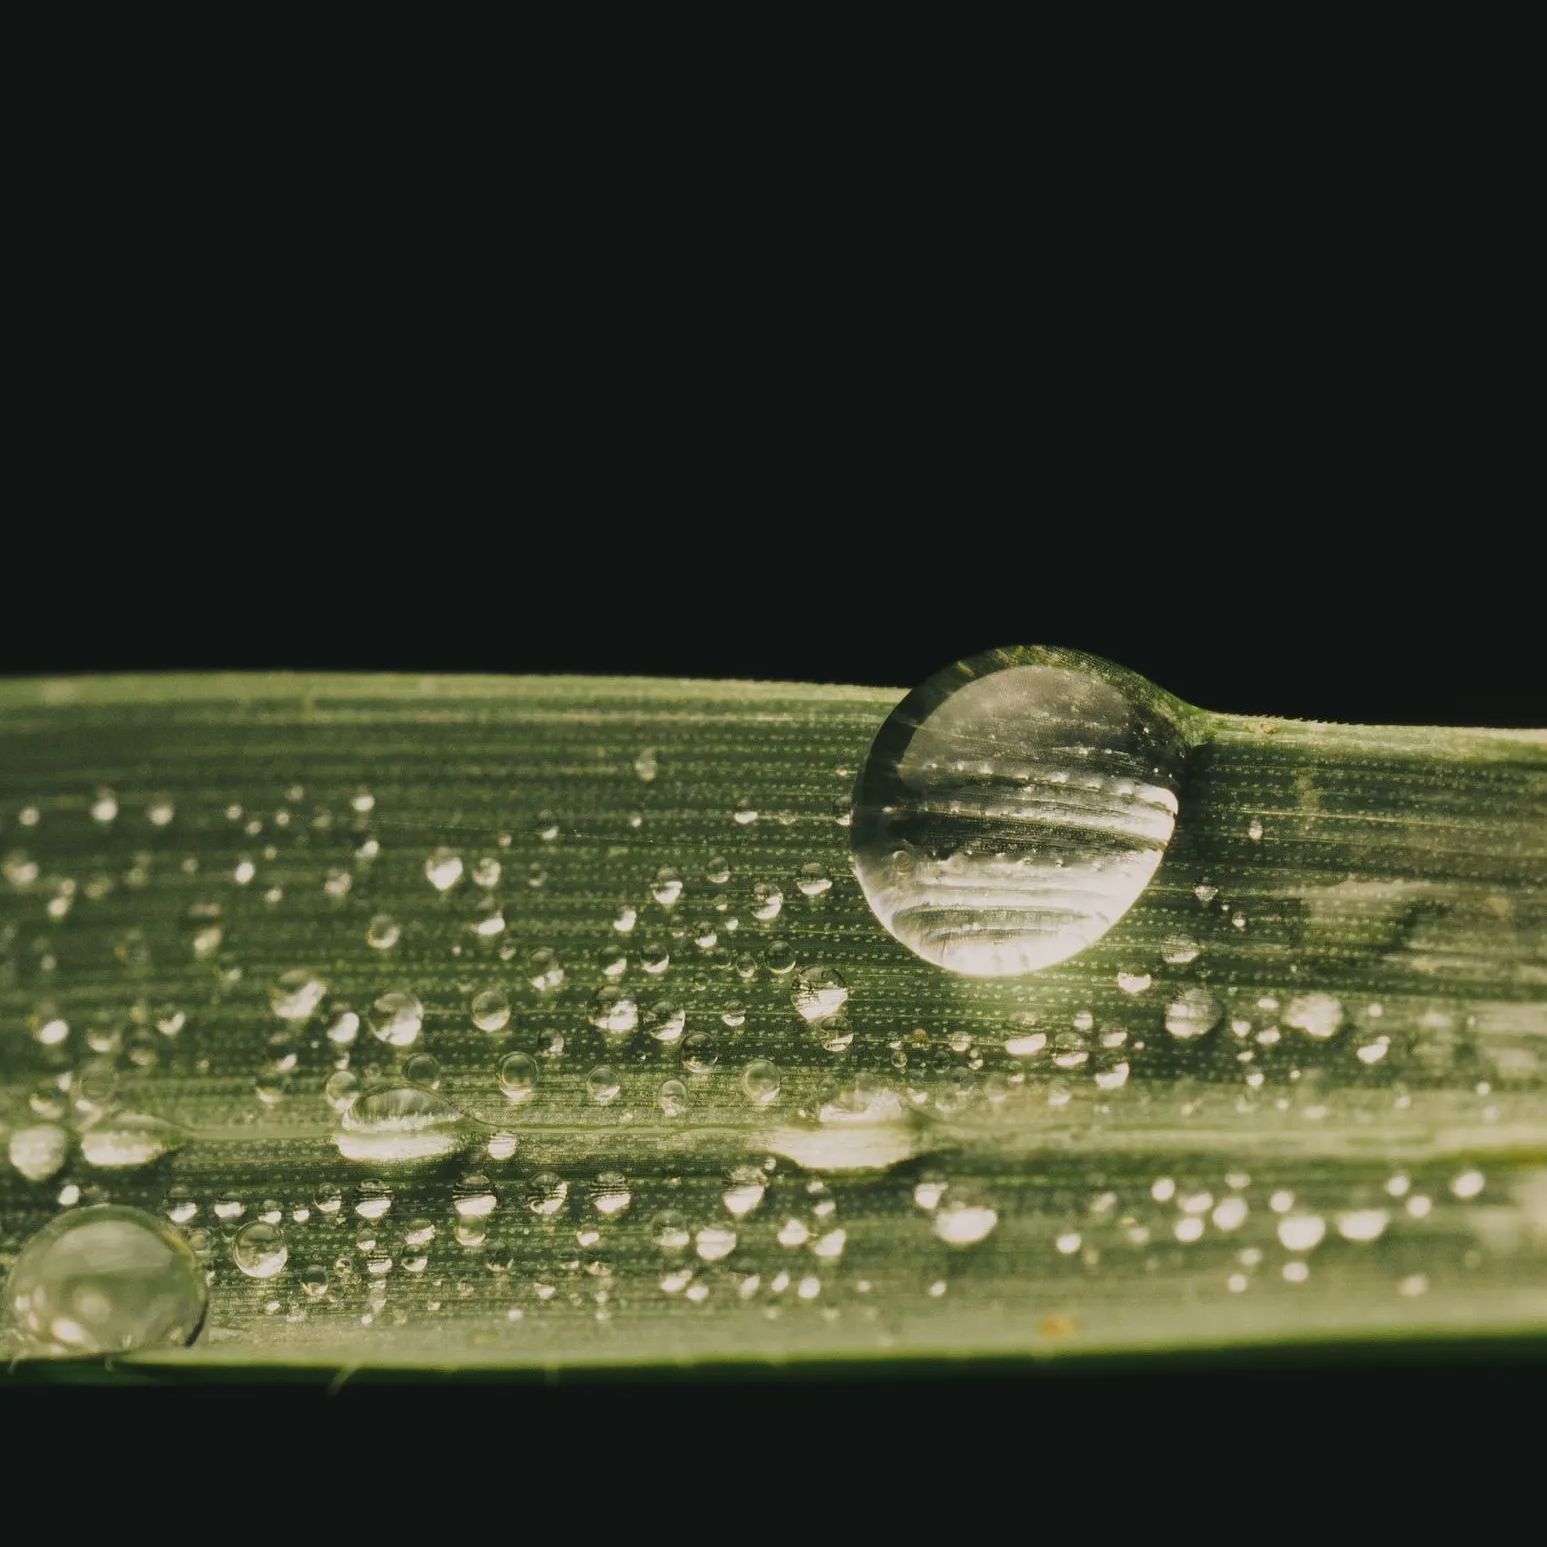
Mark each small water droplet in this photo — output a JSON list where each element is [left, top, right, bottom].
[[269, 969, 327, 1023], [741, 1060, 781, 1106], [797, 863, 833, 898], [525, 1173, 568, 1217], [933, 1196, 999, 1246], [1165, 987, 1222, 1040], [590, 987, 638, 1036], [644, 998, 686, 1043], [498, 1053, 538, 1102], [525, 948, 565, 992], [681, 1032, 718, 1073], [1284, 993, 1343, 1040], [366, 914, 402, 951], [9, 1122, 70, 1182], [472, 988, 511, 1032], [1277, 1214, 1326, 1252], [792, 966, 849, 1024], [587, 1066, 621, 1105], [424, 848, 464, 892], [232, 1220, 289, 1279], [368, 991, 424, 1047]]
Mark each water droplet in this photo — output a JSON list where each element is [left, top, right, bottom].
[[232, 1220, 289, 1279], [337, 1085, 471, 1164], [269, 969, 327, 1023], [472, 988, 511, 1032], [1450, 1169, 1485, 1200], [404, 1052, 441, 1088], [1277, 1214, 1327, 1252], [851, 646, 1188, 976], [644, 998, 686, 1043], [657, 1079, 689, 1117], [368, 991, 424, 1047], [722, 1165, 767, 1217], [651, 866, 684, 907], [79, 1111, 183, 1169], [681, 1032, 718, 1073], [933, 1197, 999, 1246], [1284, 993, 1343, 1040], [354, 1180, 395, 1220], [9, 1122, 70, 1182], [1165, 987, 1222, 1040], [1161, 934, 1200, 966], [425, 847, 464, 892], [587, 1066, 621, 1105], [525, 948, 565, 992], [741, 1059, 781, 1106], [6, 1206, 206, 1356], [1116, 969, 1152, 995], [792, 966, 849, 1024], [797, 863, 833, 898], [634, 747, 659, 783], [1247, 817, 1264, 842], [1335, 1209, 1389, 1243], [590, 987, 638, 1036], [525, 1173, 568, 1217], [453, 1174, 497, 1219], [498, 1053, 538, 1102], [695, 1225, 737, 1262], [751, 882, 783, 922], [366, 914, 402, 950]]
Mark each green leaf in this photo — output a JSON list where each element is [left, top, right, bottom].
[[1, 665, 1543, 1381]]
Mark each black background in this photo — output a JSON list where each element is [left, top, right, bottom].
[[4, 57, 1541, 1491]]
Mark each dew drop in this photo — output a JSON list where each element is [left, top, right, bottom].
[[424, 848, 464, 892], [498, 1053, 538, 1103], [792, 966, 850, 1024], [587, 1066, 621, 1105], [366, 914, 402, 951], [1284, 993, 1343, 1040], [79, 1111, 183, 1170], [797, 863, 833, 898], [6, 1206, 207, 1356], [9, 1123, 71, 1182], [1165, 987, 1222, 1040], [232, 1220, 289, 1279], [933, 1197, 999, 1246], [851, 646, 1188, 976], [741, 1059, 781, 1106], [590, 987, 639, 1037], [472, 988, 511, 1032], [644, 998, 686, 1043], [525, 1173, 568, 1217], [681, 1032, 718, 1073], [337, 1085, 471, 1164], [368, 991, 424, 1047], [269, 970, 327, 1023]]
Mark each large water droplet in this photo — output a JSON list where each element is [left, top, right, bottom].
[[851, 646, 1190, 976], [336, 1085, 472, 1164], [79, 1110, 185, 1170], [6, 1206, 207, 1356]]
